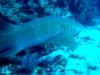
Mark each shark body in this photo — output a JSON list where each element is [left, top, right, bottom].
[[0, 16, 83, 57]]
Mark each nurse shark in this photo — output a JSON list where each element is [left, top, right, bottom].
[[0, 16, 83, 57]]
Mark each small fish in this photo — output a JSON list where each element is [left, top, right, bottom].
[[0, 16, 83, 57]]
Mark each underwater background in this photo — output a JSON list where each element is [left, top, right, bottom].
[[0, 0, 100, 75]]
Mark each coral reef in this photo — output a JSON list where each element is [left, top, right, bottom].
[[0, 0, 97, 25]]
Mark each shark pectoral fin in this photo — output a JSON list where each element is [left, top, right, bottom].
[[0, 47, 23, 58], [43, 30, 77, 50], [0, 48, 14, 58]]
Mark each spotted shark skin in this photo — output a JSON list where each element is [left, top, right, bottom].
[[0, 16, 83, 57]]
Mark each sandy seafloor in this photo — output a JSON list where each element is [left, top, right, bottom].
[[60, 24, 100, 75], [65, 25, 100, 75]]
